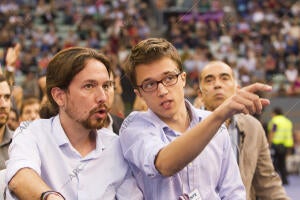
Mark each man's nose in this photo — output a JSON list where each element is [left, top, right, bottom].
[[0, 97, 8, 106], [157, 82, 168, 96], [31, 112, 40, 120], [213, 79, 222, 88], [96, 87, 107, 103]]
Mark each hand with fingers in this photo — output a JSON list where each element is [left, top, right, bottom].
[[6, 43, 21, 67], [5, 43, 21, 86], [216, 83, 272, 119]]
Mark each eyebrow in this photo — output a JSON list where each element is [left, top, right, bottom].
[[219, 73, 231, 78], [204, 72, 231, 79], [82, 79, 98, 84], [0, 93, 11, 98], [83, 78, 111, 84], [204, 74, 214, 80], [140, 70, 178, 83]]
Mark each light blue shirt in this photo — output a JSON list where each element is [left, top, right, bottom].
[[6, 116, 142, 200], [120, 101, 245, 200]]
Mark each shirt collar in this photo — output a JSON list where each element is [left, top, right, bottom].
[[52, 115, 106, 158], [52, 115, 70, 146], [146, 99, 202, 134], [53, 115, 105, 150], [185, 100, 202, 124], [105, 113, 113, 131]]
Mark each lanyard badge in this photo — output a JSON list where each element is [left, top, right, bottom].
[[178, 189, 202, 200]]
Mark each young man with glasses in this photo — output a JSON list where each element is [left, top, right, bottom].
[[119, 38, 272, 199]]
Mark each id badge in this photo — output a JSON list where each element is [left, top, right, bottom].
[[189, 189, 202, 200]]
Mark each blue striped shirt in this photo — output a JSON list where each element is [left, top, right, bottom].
[[120, 100, 245, 200]]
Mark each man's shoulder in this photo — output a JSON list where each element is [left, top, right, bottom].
[[235, 114, 261, 125], [121, 111, 152, 128], [235, 114, 266, 140], [13, 118, 53, 138]]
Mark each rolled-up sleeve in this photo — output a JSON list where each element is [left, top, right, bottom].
[[5, 125, 41, 185]]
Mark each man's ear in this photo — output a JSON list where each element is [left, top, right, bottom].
[[134, 88, 142, 98], [181, 72, 186, 87], [51, 87, 66, 107], [197, 81, 203, 94]]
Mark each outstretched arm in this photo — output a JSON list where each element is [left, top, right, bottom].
[[155, 83, 272, 176]]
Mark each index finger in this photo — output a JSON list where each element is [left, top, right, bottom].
[[242, 83, 272, 94]]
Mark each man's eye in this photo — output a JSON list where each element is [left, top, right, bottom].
[[103, 81, 114, 90], [4, 95, 11, 100], [205, 78, 213, 83], [84, 84, 94, 89], [165, 75, 176, 82], [103, 84, 110, 90], [222, 76, 230, 81], [143, 81, 156, 89]]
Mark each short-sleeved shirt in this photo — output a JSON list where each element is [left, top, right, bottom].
[[0, 125, 12, 170], [6, 116, 142, 200], [120, 100, 245, 200]]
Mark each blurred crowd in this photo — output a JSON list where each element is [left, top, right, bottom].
[[163, 0, 300, 99], [0, 0, 299, 117], [0, 0, 153, 117]]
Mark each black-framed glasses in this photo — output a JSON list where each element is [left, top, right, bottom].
[[137, 72, 182, 92]]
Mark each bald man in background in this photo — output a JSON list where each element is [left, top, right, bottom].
[[199, 61, 289, 200]]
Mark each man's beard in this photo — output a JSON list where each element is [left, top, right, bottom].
[[65, 104, 108, 130], [0, 110, 8, 128], [0, 121, 5, 129], [81, 115, 106, 130]]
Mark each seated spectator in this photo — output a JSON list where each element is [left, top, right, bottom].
[[0, 74, 13, 170], [285, 61, 298, 83], [19, 97, 41, 122], [287, 71, 300, 96], [5, 47, 142, 199], [7, 108, 19, 131]]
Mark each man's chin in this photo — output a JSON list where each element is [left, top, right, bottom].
[[94, 118, 107, 128], [0, 119, 7, 127], [82, 118, 105, 130]]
